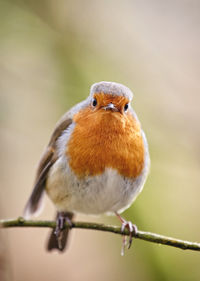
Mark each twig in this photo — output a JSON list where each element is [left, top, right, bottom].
[[0, 217, 200, 252]]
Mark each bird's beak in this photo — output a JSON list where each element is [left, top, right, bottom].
[[103, 103, 119, 112]]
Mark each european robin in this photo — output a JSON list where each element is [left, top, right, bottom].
[[24, 81, 150, 255]]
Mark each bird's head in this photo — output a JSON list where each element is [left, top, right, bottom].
[[89, 81, 133, 115]]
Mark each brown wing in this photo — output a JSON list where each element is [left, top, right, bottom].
[[23, 116, 72, 218]]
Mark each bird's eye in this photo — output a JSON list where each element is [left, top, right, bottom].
[[92, 98, 97, 107], [124, 103, 129, 111]]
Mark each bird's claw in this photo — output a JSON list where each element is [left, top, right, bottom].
[[120, 220, 138, 256], [54, 212, 72, 250]]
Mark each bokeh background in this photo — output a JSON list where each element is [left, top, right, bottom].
[[0, 0, 200, 280]]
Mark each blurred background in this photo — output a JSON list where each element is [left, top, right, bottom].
[[0, 0, 200, 280]]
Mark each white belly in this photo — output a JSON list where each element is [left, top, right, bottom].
[[46, 155, 148, 215]]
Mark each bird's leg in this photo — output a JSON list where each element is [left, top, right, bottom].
[[54, 212, 72, 250], [115, 212, 138, 256]]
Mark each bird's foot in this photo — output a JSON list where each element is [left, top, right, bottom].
[[54, 212, 72, 250], [115, 212, 138, 256]]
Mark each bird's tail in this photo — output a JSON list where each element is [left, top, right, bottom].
[[47, 212, 74, 252]]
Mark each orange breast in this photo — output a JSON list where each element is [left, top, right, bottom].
[[66, 106, 145, 178]]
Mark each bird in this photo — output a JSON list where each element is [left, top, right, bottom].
[[23, 81, 150, 255]]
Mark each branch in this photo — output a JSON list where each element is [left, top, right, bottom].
[[0, 217, 200, 252]]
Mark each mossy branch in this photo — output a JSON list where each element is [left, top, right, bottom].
[[0, 217, 200, 252]]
